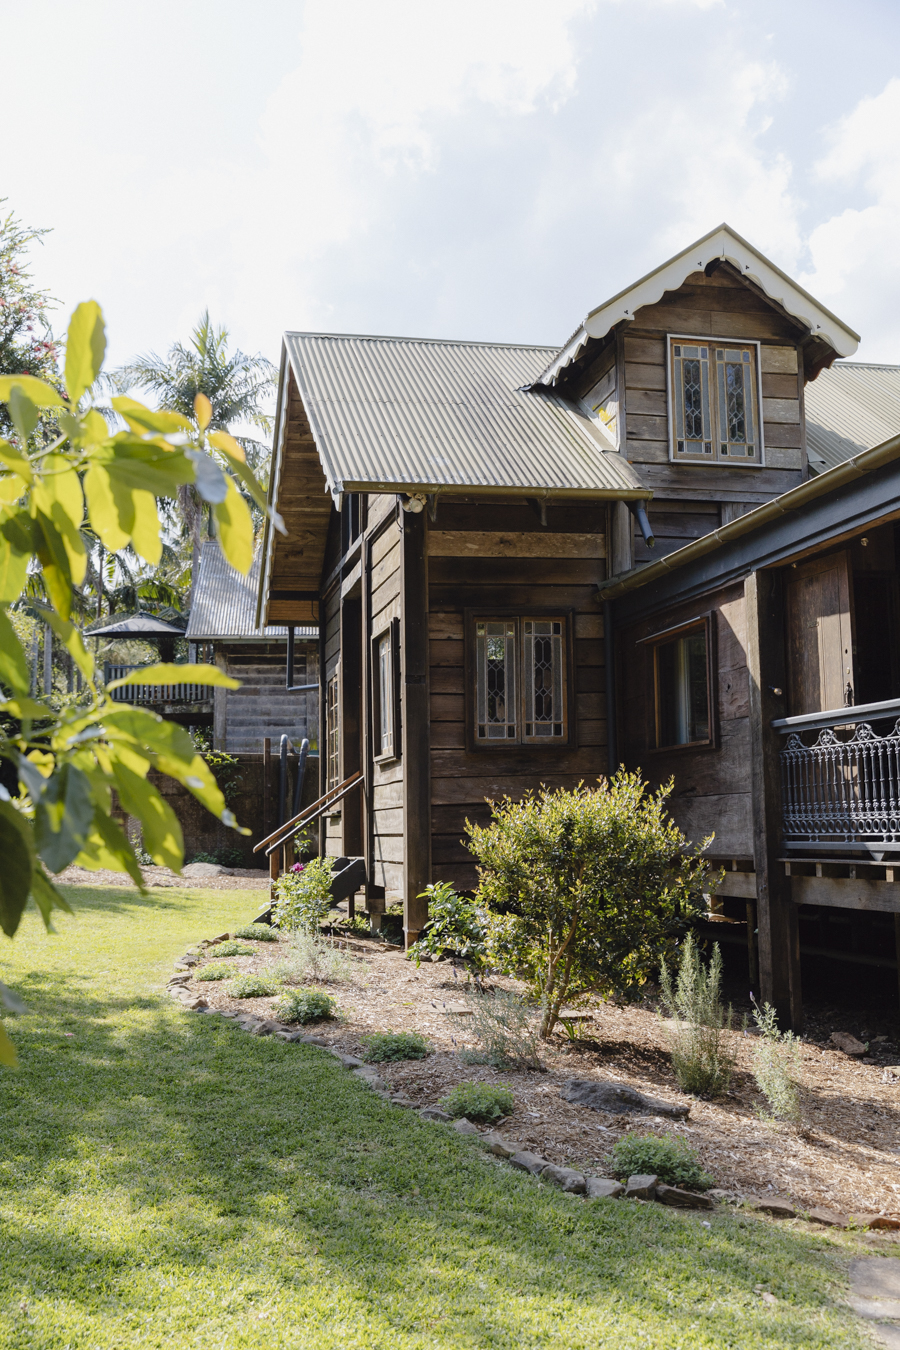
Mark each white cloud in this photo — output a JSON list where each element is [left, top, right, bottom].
[[802, 79, 900, 359]]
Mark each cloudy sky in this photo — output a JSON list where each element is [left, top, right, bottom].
[[3, 0, 900, 371]]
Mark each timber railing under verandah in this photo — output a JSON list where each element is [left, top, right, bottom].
[[103, 663, 211, 705], [775, 698, 900, 857]]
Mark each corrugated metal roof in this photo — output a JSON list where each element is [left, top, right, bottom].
[[86, 612, 185, 637], [282, 332, 647, 499], [805, 362, 900, 473], [187, 541, 317, 641]]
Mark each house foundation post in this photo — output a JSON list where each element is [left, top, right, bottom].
[[400, 507, 430, 947], [746, 570, 802, 1030]]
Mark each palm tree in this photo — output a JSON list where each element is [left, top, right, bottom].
[[111, 313, 276, 604]]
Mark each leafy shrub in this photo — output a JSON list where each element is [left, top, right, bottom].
[[361, 1031, 430, 1063], [466, 773, 713, 1037], [659, 934, 734, 1095], [273, 987, 337, 1024], [273, 932, 360, 986], [233, 924, 278, 942], [438, 1082, 515, 1124], [195, 963, 236, 981], [458, 989, 542, 1070], [229, 973, 281, 999], [208, 941, 256, 958], [750, 998, 803, 1125], [272, 857, 336, 932], [607, 1134, 713, 1191], [412, 882, 490, 971], [189, 846, 244, 866]]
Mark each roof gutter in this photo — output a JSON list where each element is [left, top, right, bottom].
[[597, 430, 900, 601]]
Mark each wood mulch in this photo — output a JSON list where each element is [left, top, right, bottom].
[[57, 864, 271, 891], [176, 918, 900, 1223]]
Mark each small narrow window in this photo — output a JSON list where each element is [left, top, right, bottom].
[[476, 620, 517, 740], [654, 626, 711, 748], [326, 673, 340, 788], [715, 346, 758, 458], [374, 630, 394, 757], [523, 619, 565, 740], [672, 343, 712, 458]]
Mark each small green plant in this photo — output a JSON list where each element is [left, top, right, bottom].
[[229, 973, 281, 999], [458, 989, 542, 1070], [607, 1134, 713, 1191], [195, 964, 236, 981], [208, 941, 256, 958], [337, 912, 373, 937], [750, 997, 803, 1125], [659, 934, 734, 1095], [189, 847, 245, 867], [361, 1031, 430, 1063], [273, 932, 360, 985], [411, 882, 490, 971], [438, 1082, 515, 1124], [273, 987, 337, 1024], [272, 856, 336, 932], [233, 924, 279, 942]]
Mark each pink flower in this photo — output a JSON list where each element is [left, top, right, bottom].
[[291, 862, 305, 873]]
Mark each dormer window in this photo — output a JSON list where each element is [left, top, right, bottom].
[[668, 336, 763, 466]]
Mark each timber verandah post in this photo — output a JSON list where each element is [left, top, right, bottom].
[[746, 569, 803, 1031], [401, 507, 431, 946]]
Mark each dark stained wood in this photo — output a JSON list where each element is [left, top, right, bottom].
[[401, 508, 431, 943], [784, 551, 854, 715], [340, 595, 364, 859], [746, 570, 801, 1029], [791, 875, 900, 914]]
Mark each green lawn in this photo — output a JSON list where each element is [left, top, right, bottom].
[[0, 885, 871, 1349]]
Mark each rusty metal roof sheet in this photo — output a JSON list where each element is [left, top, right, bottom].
[[805, 362, 900, 473], [187, 541, 317, 642], [282, 332, 647, 499]]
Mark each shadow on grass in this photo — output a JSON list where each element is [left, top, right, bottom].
[[0, 968, 870, 1350]]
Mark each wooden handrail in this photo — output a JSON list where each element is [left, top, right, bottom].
[[252, 771, 362, 853], [264, 775, 364, 855]]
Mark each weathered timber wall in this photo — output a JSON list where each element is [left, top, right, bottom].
[[214, 642, 318, 753]]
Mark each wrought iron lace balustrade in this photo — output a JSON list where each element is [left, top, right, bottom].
[[774, 698, 900, 853], [104, 664, 210, 705]]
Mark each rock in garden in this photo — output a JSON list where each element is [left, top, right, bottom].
[[624, 1174, 658, 1199], [351, 1067, 388, 1091], [181, 862, 232, 878], [745, 1196, 796, 1218], [540, 1165, 586, 1194], [207, 933, 230, 944], [330, 1051, 365, 1067], [452, 1117, 480, 1136], [183, 997, 209, 1011], [483, 1133, 524, 1158], [300, 1034, 330, 1047], [249, 1020, 281, 1036], [508, 1151, 549, 1176], [419, 1107, 452, 1123], [849, 1213, 900, 1230], [655, 1184, 716, 1210], [830, 1031, 867, 1057], [585, 1178, 625, 1199], [560, 1079, 689, 1119], [391, 1094, 416, 1108], [806, 1207, 848, 1228]]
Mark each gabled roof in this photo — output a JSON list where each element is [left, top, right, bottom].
[[805, 361, 900, 474], [280, 332, 646, 500], [537, 223, 860, 387], [187, 541, 316, 642]]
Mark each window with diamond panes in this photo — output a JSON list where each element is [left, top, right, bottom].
[[474, 617, 568, 745], [669, 337, 762, 464]]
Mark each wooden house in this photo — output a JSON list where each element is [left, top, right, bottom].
[[257, 222, 894, 1017]]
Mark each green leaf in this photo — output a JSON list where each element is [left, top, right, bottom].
[[36, 606, 94, 683], [0, 540, 27, 604], [29, 869, 74, 931], [0, 438, 33, 485], [0, 1024, 17, 1070], [0, 800, 35, 937], [76, 808, 144, 889], [33, 510, 74, 618], [110, 762, 183, 871], [214, 476, 253, 574], [64, 301, 106, 406], [32, 454, 86, 585], [83, 463, 131, 552], [0, 696, 53, 720], [129, 489, 162, 565], [0, 607, 29, 694], [106, 663, 239, 691], [111, 396, 192, 436], [208, 432, 269, 513], [0, 508, 37, 554], [0, 376, 65, 408], [8, 387, 38, 444], [33, 763, 95, 873]]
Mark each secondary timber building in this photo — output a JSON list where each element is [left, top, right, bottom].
[[257, 223, 900, 1026]]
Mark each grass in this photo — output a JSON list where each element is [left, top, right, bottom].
[[0, 883, 872, 1349]]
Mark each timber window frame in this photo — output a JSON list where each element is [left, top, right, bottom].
[[667, 335, 765, 467], [372, 617, 401, 762], [465, 608, 575, 751], [643, 615, 717, 751]]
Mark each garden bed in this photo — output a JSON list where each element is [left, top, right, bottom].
[[176, 915, 900, 1223]]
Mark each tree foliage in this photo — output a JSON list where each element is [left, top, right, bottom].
[[465, 773, 714, 1038], [0, 203, 59, 438], [0, 300, 277, 1068]]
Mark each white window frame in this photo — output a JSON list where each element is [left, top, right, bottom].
[[325, 671, 341, 789], [666, 334, 766, 468], [372, 626, 399, 761]]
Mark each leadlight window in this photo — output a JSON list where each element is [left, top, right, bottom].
[[474, 617, 568, 745], [653, 624, 712, 748], [326, 673, 340, 788], [669, 337, 763, 465]]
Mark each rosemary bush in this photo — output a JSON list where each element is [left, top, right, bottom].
[[273, 932, 360, 986], [457, 989, 542, 1070], [659, 934, 734, 1095], [751, 998, 803, 1125]]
